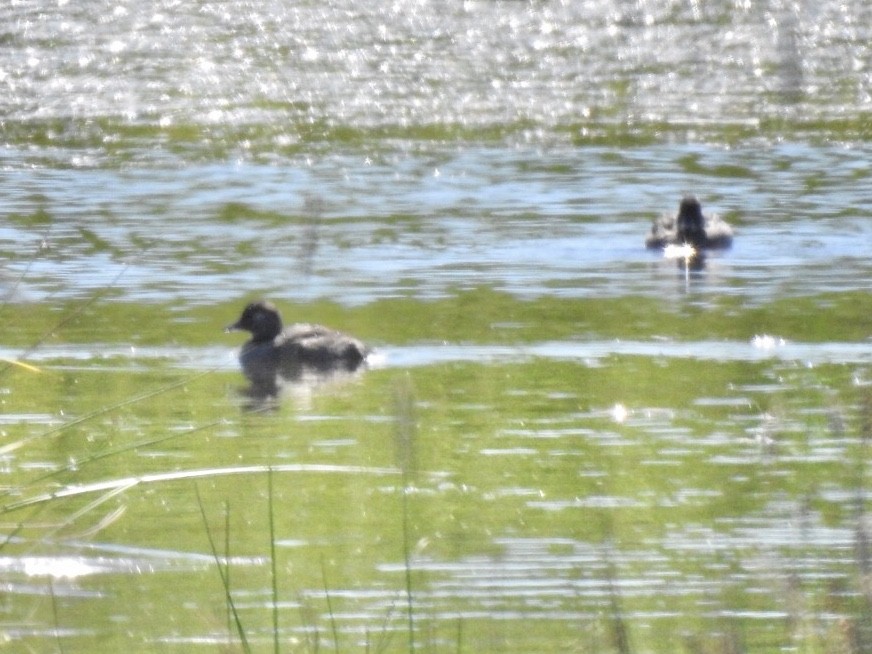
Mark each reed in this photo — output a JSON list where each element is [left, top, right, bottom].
[[0, 227, 49, 312], [851, 392, 872, 652], [225, 499, 234, 650], [0, 261, 131, 378], [268, 467, 281, 654], [195, 482, 251, 654], [0, 371, 221, 493], [393, 375, 419, 654], [320, 555, 341, 653], [603, 545, 631, 654], [49, 577, 66, 654], [297, 589, 322, 654]]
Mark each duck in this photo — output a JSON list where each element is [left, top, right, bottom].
[[225, 301, 369, 393], [645, 195, 734, 250]]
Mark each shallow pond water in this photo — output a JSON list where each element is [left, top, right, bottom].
[[2, 0, 872, 652]]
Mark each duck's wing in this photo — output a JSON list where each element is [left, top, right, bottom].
[[702, 213, 734, 248], [281, 323, 340, 341], [279, 323, 369, 369], [645, 213, 678, 248]]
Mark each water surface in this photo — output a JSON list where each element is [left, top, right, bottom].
[[2, 0, 872, 652]]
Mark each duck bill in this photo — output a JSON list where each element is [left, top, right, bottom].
[[224, 320, 242, 333]]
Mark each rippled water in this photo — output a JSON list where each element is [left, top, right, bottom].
[[2, 0, 872, 652], [4, 0, 871, 148], [3, 144, 872, 307]]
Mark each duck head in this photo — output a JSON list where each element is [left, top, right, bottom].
[[225, 301, 283, 342], [676, 195, 706, 246]]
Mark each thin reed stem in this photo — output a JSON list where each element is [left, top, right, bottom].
[[195, 482, 250, 654], [49, 577, 65, 654], [393, 376, 418, 654], [0, 228, 50, 313], [224, 500, 233, 651], [0, 262, 131, 377], [0, 369, 216, 461], [320, 555, 340, 653], [401, 486, 415, 654], [268, 467, 280, 654]]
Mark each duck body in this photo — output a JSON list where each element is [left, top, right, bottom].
[[645, 196, 733, 250], [226, 302, 369, 393]]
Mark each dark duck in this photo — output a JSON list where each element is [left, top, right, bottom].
[[226, 301, 369, 395], [645, 195, 734, 251]]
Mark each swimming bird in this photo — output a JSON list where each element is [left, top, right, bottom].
[[225, 301, 369, 394], [645, 195, 734, 250]]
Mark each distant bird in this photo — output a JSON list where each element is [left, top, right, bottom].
[[645, 196, 734, 250], [226, 301, 369, 395]]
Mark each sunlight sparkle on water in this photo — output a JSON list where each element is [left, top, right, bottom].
[[0, 556, 102, 579], [611, 403, 628, 423], [751, 334, 787, 350]]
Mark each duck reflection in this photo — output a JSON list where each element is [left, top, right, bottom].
[[646, 195, 733, 270], [225, 301, 369, 402]]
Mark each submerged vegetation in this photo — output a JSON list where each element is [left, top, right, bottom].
[[1, 284, 871, 651], [3, 0, 872, 650], [4, 289, 872, 351]]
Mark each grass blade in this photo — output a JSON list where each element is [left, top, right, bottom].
[[194, 482, 250, 654], [268, 467, 280, 654]]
